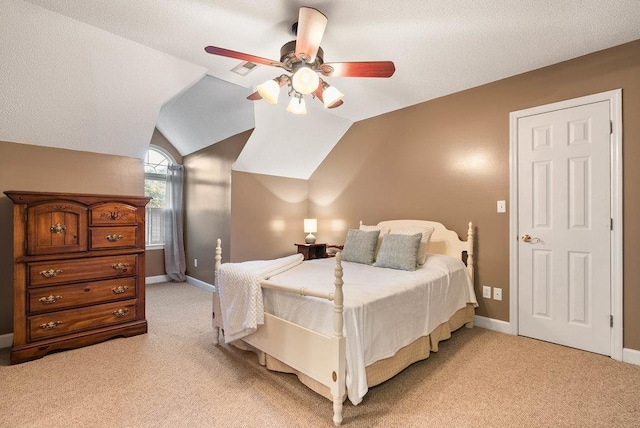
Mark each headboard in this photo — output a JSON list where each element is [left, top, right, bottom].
[[374, 220, 474, 281]]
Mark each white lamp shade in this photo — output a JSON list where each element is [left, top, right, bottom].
[[291, 66, 320, 95], [256, 79, 280, 104], [304, 218, 317, 244], [322, 85, 344, 108], [304, 218, 317, 233], [286, 97, 307, 115]]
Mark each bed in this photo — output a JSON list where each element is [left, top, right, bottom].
[[211, 220, 477, 426]]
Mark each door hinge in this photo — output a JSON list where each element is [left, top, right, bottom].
[[610, 315, 613, 328], [610, 218, 613, 231], [610, 120, 613, 134]]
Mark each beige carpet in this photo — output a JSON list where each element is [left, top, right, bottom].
[[1, 282, 639, 427]]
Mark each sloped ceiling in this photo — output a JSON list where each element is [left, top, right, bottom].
[[0, 0, 206, 160], [2, 0, 640, 178], [155, 75, 255, 157]]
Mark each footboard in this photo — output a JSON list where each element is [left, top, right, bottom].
[[212, 240, 347, 426]]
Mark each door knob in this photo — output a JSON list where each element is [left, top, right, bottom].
[[522, 234, 541, 243]]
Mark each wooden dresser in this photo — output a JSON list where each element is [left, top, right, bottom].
[[5, 191, 150, 364]]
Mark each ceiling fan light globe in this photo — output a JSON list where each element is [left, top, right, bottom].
[[286, 97, 307, 115], [322, 86, 344, 108], [257, 79, 280, 104], [291, 66, 320, 95]]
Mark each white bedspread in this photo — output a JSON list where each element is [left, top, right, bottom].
[[262, 254, 478, 405], [217, 253, 303, 343]]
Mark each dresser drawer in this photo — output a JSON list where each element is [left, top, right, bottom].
[[89, 226, 137, 250], [28, 300, 137, 341], [28, 277, 137, 313], [29, 255, 137, 287], [90, 202, 137, 226]]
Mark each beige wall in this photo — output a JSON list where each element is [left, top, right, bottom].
[[182, 131, 251, 285], [145, 249, 165, 278], [308, 39, 640, 350], [0, 141, 144, 335], [151, 128, 183, 164], [230, 171, 308, 263]]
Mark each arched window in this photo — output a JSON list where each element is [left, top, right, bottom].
[[144, 145, 176, 247]]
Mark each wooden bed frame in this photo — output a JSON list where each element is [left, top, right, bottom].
[[212, 220, 474, 426]]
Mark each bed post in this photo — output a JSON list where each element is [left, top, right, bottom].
[[212, 238, 222, 345], [466, 222, 474, 283], [332, 252, 346, 426]]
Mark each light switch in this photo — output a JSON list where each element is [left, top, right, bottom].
[[497, 200, 506, 213]]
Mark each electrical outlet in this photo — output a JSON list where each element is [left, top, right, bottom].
[[493, 287, 502, 301], [194, 258, 198, 267], [483, 286, 491, 299]]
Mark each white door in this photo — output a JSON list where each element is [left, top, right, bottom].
[[517, 100, 611, 355]]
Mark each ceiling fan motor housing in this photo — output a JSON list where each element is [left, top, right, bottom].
[[280, 40, 324, 71]]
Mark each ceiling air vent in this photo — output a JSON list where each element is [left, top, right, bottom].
[[231, 61, 258, 76]]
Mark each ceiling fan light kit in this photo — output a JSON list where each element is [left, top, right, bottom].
[[321, 84, 344, 108], [205, 7, 395, 115], [286, 93, 307, 115], [291, 66, 320, 95], [256, 78, 283, 104]]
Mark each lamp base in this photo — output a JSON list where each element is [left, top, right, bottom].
[[305, 233, 316, 244]]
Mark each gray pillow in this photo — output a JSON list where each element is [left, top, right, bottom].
[[341, 229, 380, 265], [373, 233, 422, 271]]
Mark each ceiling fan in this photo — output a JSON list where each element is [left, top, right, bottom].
[[204, 6, 395, 114]]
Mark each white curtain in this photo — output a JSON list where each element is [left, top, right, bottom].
[[164, 163, 186, 282]]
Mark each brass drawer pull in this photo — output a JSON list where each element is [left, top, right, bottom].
[[112, 308, 130, 317], [39, 321, 62, 330], [111, 285, 129, 294], [111, 263, 130, 272], [39, 269, 63, 278], [50, 223, 67, 234], [105, 234, 124, 242], [39, 295, 63, 304]]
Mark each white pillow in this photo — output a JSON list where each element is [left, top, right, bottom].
[[359, 224, 390, 260], [390, 226, 435, 265]]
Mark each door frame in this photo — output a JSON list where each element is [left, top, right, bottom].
[[508, 89, 623, 360]]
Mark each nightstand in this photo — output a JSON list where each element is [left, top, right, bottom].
[[295, 243, 327, 260]]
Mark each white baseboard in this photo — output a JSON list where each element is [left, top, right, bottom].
[[474, 315, 513, 334], [0, 333, 13, 349], [623, 347, 640, 366], [186, 275, 214, 293], [146, 275, 171, 284]]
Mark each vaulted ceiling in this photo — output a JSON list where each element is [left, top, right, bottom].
[[2, 1, 640, 178]]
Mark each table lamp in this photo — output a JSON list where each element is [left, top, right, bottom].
[[304, 218, 317, 244]]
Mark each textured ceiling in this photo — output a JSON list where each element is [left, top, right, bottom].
[[3, 0, 640, 178], [156, 75, 255, 157]]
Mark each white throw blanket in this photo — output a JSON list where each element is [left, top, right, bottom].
[[217, 253, 304, 343]]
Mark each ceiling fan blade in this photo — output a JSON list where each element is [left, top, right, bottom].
[[204, 46, 282, 67], [294, 7, 328, 62], [327, 99, 344, 109], [247, 91, 262, 100], [321, 61, 396, 78]]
